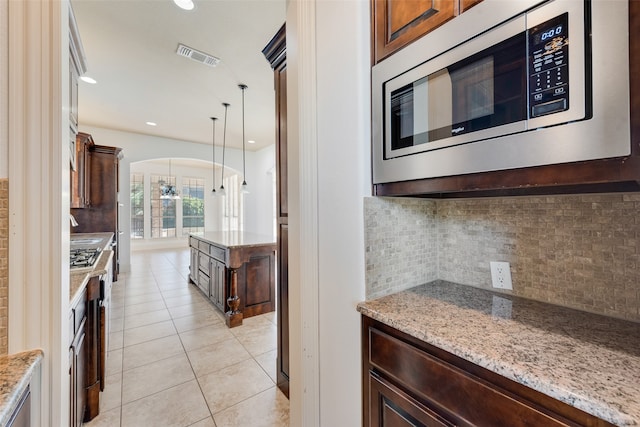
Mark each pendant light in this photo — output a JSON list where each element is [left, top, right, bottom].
[[239, 84, 249, 194], [210, 117, 217, 196], [160, 158, 180, 199], [219, 102, 230, 196]]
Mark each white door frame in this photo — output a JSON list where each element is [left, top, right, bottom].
[[8, 0, 70, 425]]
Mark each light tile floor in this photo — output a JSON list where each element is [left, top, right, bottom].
[[84, 248, 289, 427]]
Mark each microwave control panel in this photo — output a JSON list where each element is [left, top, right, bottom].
[[528, 13, 570, 118]]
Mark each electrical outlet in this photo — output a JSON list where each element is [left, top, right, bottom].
[[490, 261, 513, 290]]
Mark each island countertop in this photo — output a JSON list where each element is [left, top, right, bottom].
[[193, 231, 276, 248], [357, 281, 640, 426]]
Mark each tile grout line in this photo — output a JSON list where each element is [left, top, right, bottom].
[[90, 249, 286, 426]]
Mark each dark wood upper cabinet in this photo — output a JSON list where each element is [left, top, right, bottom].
[[71, 132, 93, 209], [71, 138, 122, 280], [372, 0, 483, 64], [263, 24, 290, 399]]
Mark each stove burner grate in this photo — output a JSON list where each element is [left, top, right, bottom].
[[70, 248, 101, 269]]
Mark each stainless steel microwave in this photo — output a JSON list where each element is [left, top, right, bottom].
[[372, 0, 631, 184]]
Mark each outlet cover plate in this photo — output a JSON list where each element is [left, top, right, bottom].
[[490, 261, 513, 290]]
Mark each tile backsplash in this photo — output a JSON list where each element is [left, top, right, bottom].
[[364, 194, 640, 322], [0, 179, 8, 354], [364, 197, 438, 299]]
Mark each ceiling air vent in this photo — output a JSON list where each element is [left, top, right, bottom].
[[176, 43, 220, 67]]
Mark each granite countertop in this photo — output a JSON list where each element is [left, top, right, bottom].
[[70, 232, 114, 251], [0, 349, 43, 426], [192, 231, 276, 248], [357, 281, 640, 426]]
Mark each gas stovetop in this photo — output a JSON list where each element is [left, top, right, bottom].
[[70, 248, 101, 270]]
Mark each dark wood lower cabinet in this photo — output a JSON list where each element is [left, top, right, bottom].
[[276, 223, 289, 397], [69, 289, 87, 427], [370, 374, 451, 427], [362, 316, 614, 427], [69, 273, 110, 426], [84, 277, 101, 421]]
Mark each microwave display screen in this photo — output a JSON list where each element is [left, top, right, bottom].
[[389, 32, 527, 151]]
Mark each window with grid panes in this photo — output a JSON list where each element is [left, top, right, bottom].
[[182, 177, 205, 236], [130, 173, 144, 239], [150, 174, 177, 238]]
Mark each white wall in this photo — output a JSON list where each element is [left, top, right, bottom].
[[244, 145, 276, 235], [315, 0, 370, 425], [80, 125, 275, 272]]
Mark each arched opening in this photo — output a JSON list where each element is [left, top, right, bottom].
[[129, 157, 245, 251]]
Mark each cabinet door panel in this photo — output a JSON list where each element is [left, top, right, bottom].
[[189, 247, 199, 282], [69, 347, 75, 427], [369, 374, 452, 427], [75, 329, 86, 426], [374, 0, 456, 63], [244, 256, 272, 306], [459, 0, 481, 12]]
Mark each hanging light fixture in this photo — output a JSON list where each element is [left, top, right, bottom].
[[219, 102, 230, 196], [160, 158, 180, 199], [239, 84, 249, 194], [210, 117, 218, 196]]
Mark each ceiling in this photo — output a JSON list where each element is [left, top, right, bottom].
[[71, 0, 286, 152]]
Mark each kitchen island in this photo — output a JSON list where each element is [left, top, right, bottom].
[[358, 281, 640, 426], [189, 231, 276, 328]]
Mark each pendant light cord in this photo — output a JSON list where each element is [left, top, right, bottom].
[[239, 84, 247, 186], [220, 103, 229, 192], [210, 117, 217, 192]]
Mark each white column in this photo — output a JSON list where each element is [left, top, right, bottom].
[[8, 0, 70, 425], [287, 0, 320, 425]]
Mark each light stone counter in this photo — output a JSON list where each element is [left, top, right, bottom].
[[197, 231, 276, 248], [0, 349, 43, 426], [357, 281, 640, 426]]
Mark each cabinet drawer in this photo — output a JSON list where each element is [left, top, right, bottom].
[[198, 253, 210, 275], [209, 245, 226, 262], [198, 240, 210, 253], [368, 327, 574, 427], [369, 373, 451, 427], [198, 271, 210, 293], [189, 236, 197, 249]]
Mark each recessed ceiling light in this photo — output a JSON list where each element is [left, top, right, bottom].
[[248, 140, 256, 144], [146, 122, 157, 126], [173, 0, 195, 11], [80, 76, 97, 84]]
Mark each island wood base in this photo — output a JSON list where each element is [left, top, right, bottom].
[[188, 232, 277, 328]]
